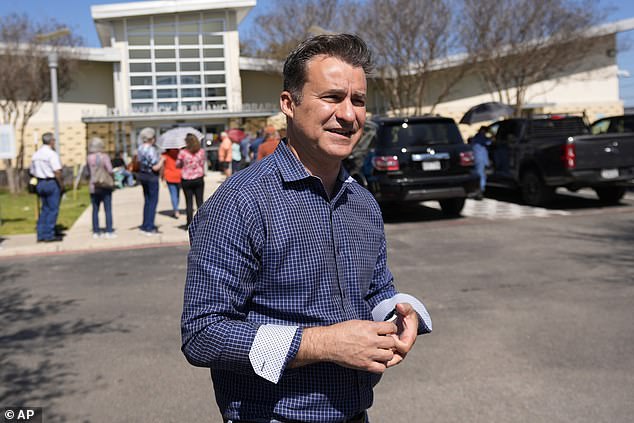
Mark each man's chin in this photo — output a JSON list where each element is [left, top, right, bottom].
[[326, 146, 355, 161]]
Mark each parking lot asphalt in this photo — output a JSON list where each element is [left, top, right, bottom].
[[1, 203, 632, 422]]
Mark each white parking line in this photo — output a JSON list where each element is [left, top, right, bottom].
[[424, 198, 572, 220]]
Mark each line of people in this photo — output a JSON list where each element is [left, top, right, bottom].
[[30, 124, 281, 243], [84, 128, 208, 239], [216, 125, 282, 179]]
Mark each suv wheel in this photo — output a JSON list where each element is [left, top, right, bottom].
[[594, 186, 625, 204], [439, 198, 465, 217], [521, 170, 554, 206]]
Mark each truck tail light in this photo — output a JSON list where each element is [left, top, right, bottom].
[[562, 141, 576, 169], [372, 155, 400, 171], [460, 151, 475, 166]]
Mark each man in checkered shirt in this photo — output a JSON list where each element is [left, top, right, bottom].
[[181, 34, 432, 423]]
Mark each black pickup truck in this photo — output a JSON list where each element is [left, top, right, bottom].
[[343, 115, 480, 216], [485, 115, 634, 206]]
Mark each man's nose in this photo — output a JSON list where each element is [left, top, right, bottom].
[[336, 97, 355, 123]]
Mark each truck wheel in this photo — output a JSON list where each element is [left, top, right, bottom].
[[594, 186, 625, 204], [439, 198, 466, 217], [521, 170, 554, 206]]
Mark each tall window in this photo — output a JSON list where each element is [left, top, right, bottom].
[[126, 14, 227, 113]]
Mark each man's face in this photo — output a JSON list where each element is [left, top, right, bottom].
[[282, 55, 367, 163]]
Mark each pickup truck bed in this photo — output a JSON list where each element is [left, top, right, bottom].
[[486, 116, 634, 205]]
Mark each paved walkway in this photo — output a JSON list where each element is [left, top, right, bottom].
[[0, 171, 225, 258]]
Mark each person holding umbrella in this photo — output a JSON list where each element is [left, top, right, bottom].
[[469, 126, 492, 199], [136, 127, 164, 235], [176, 133, 207, 227]]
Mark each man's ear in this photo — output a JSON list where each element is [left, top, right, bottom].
[[280, 91, 294, 119]]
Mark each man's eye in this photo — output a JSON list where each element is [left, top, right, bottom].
[[353, 98, 366, 107]]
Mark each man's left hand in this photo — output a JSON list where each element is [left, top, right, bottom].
[[386, 302, 418, 368]]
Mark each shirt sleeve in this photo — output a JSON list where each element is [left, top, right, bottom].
[[181, 185, 267, 376], [371, 293, 432, 334], [249, 324, 300, 384], [50, 151, 62, 171]]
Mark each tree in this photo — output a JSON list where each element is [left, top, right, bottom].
[[240, 0, 350, 61], [459, 0, 606, 115], [0, 14, 82, 192], [355, 0, 472, 116]]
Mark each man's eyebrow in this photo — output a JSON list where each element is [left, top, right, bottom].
[[319, 88, 367, 99], [319, 88, 347, 96]]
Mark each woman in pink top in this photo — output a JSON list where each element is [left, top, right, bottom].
[[176, 134, 207, 227]]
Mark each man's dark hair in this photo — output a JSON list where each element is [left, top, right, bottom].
[[283, 33, 373, 104], [42, 132, 54, 145]]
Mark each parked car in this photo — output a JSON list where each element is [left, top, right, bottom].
[[343, 115, 479, 216], [484, 115, 634, 205]]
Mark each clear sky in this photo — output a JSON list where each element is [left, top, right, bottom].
[[1, 0, 634, 106]]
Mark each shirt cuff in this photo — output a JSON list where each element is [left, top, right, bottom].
[[371, 293, 432, 334], [248, 324, 299, 384]]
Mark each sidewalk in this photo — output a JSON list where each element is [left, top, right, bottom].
[[0, 171, 226, 258]]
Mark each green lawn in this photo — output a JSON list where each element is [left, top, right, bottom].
[[0, 186, 91, 236]]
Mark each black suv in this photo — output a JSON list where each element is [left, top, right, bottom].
[[343, 115, 480, 216]]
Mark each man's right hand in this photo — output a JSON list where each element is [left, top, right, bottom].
[[291, 320, 398, 373]]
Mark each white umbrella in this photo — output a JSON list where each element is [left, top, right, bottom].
[[157, 127, 204, 149]]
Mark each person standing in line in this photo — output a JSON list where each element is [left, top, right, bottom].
[[239, 132, 253, 169], [469, 126, 491, 200], [217, 131, 232, 179], [231, 136, 243, 174], [250, 125, 277, 162], [181, 34, 432, 423], [249, 128, 265, 162], [86, 137, 116, 239], [111, 151, 135, 187], [30, 132, 64, 242], [256, 130, 281, 161], [136, 127, 164, 235], [162, 147, 182, 218], [176, 134, 206, 228]]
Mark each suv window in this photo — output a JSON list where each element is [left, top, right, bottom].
[[376, 120, 463, 148]]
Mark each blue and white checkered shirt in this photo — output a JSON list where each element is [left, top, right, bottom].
[[181, 140, 431, 422]]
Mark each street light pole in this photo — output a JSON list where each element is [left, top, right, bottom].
[[48, 51, 60, 153], [35, 28, 70, 157]]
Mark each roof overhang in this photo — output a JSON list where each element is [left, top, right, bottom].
[[92, 0, 256, 47], [239, 56, 282, 72], [0, 43, 121, 62], [82, 108, 277, 123]]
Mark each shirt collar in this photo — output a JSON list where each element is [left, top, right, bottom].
[[274, 138, 354, 185]]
